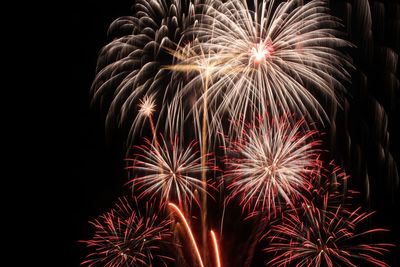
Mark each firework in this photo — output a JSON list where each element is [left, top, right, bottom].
[[224, 115, 320, 215], [138, 94, 156, 119], [301, 160, 359, 212], [166, 43, 217, 254], [169, 202, 204, 267], [168, 202, 222, 267], [165, 41, 223, 143], [84, 0, 396, 266], [265, 203, 392, 267], [127, 135, 213, 208], [135, 94, 158, 139], [210, 230, 222, 267], [171, 0, 351, 136], [90, 0, 197, 146], [81, 197, 172, 267]]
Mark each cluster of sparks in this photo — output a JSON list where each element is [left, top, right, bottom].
[[265, 205, 393, 267], [81, 198, 172, 267], [224, 116, 320, 215], [83, 0, 393, 266], [126, 135, 213, 209]]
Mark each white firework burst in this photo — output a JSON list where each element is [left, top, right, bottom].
[[224, 116, 321, 215], [91, 0, 198, 146], [138, 94, 156, 118], [127, 135, 211, 208], [171, 0, 351, 137]]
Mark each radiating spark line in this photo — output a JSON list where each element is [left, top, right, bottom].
[[301, 161, 359, 212]]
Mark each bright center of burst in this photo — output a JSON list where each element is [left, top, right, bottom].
[[138, 98, 156, 117], [264, 164, 277, 176], [255, 50, 266, 62], [252, 42, 273, 64], [143, 107, 153, 116]]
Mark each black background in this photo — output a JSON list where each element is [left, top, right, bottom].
[[65, 0, 400, 266]]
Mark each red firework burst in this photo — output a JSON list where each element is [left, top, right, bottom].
[[81, 197, 173, 267], [265, 203, 393, 267], [301, 161, 360, 212]]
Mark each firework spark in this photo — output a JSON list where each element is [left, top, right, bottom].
[[171, 0, 351, 136], [127, 135, 213, 208], [81, 197, 172, 267], [265, 203, 393, 267], [301, 160, 360, 212], [224, 116, 320, 215]]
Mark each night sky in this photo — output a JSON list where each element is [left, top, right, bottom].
[[67, 0, 399, 266]]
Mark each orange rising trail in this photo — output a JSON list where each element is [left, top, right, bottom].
[[210, 230, 222, 267], [169, 202, 222, 267], [168, 203, 204, 267]]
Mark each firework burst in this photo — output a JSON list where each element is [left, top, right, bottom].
[[138, 94, 156, 118], [81, 197, 172, 267], [127, 135, 214, 208], [265, 203, 393, 267], [90, 0, 198, 146], [224, 115, 321, 215], [171, 0, 351, 136]]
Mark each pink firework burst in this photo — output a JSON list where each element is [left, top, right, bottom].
[[224, 115, 321, 215], [81, 197, 172, 267], [265, 203, 393, 267]]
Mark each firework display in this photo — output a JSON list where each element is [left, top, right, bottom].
[[81, 0, 397, 266]]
